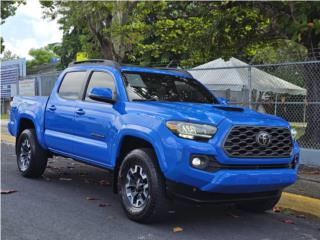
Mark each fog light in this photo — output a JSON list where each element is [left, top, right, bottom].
[[190, 155, 221, 172], [191, 156, 208, 169], [192, 157, 202, 167]]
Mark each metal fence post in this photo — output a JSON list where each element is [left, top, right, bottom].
[[303, 98, 307, 123], [248, 65, 252, 108], [274, 94, 278, 116], [16, 78, 19, 96], [38, 76, 42, 96]]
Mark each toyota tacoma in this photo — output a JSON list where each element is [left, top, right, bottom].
[[8, 59, 299, 223]]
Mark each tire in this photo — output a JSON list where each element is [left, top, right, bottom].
[[118, 148, 169, 223], [237, 194, 282, 213], [16, 129, 48, 178]]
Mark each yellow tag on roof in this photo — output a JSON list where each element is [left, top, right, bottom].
[[76, 52, 89, 61]]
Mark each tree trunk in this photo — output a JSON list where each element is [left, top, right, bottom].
[[96, 33, 116, 60], [85, 10, 117, 61], [111, 2, 137, 62]]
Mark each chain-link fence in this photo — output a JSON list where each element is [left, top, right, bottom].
[[17, 60, 320, 149], [18, 71, 60, 97], [187, 60, 320, 149]]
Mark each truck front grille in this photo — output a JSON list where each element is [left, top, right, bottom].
[[223, 126, 293, 158]]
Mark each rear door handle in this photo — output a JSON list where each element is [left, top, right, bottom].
[[75, 108, 85, 115], [48, 105, 56, 111]]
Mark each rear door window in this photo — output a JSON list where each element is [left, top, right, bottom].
[[58, 72, 87, 100]]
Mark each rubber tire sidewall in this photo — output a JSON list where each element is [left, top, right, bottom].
[[16, 129, 48, 178], [118, 148, 169, 223]]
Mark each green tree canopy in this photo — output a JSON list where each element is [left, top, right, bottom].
[[41, 1, 136, 65], [0, 37, 5, 53], [40, 1, 275, 67], [126, 2, 272, 67], [1, 0, 25, 24], [26, 45, 59, 69]]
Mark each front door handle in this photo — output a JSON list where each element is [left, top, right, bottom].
[[75, 108, 85, 115], [48, 105, 56, 111]]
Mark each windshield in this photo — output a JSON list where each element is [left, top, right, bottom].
[[122, 71, 217, 104]]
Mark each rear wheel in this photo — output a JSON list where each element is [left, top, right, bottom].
[[16, 129, 48, 178], [237, 194, 282, 213], [118, 148, 169, 223]]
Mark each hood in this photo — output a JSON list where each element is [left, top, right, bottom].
[[127, 101, 287, 127]]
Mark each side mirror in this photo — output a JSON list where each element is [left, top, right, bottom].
[[88, 87, 115, 103], [218, 97, 228, 105]]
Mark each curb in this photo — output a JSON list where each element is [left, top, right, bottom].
[[277, 192, 320, 218]]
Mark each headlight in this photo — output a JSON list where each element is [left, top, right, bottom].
[[166, 121, 217, 140], [290, 128, 297, 139]]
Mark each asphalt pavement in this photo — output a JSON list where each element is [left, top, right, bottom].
[[1, 143, 320, 240]]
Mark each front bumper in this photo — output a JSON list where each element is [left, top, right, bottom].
[[165, 166, 297, 194], [159, 120, 299, 194], [196, 168, 296, 193]]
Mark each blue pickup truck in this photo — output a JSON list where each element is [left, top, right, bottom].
[[8, 59, 299, 223]]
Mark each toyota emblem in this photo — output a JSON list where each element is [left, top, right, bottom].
[[256, 131, 271, 146]]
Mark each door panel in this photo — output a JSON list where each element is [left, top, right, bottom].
[[73, 101, 117, 166], [45, 99, 77, 153], [72, 71, 118, 166], [44, 71, 87, 155]]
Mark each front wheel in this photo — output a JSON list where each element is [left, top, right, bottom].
[[237, 194, 282, 213], [118, 148, 169, 223], [16, 129, 48, 178]]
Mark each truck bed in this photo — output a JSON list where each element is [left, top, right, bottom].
[[8, 96, 49, 145]]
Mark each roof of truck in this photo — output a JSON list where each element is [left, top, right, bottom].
[[68, 59, 192, 78]]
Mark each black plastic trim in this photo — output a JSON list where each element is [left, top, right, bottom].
[[166, 180, 282, 204], [190, 154, 293, 172]]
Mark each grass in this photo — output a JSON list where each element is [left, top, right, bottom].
[[290, 122, 307, 128], [290, 122, 306, 140]]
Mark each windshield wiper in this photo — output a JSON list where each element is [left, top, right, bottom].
[[132, 99, 157, 102]]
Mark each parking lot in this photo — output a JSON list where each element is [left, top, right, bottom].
[[2, 143, 320, 240]]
